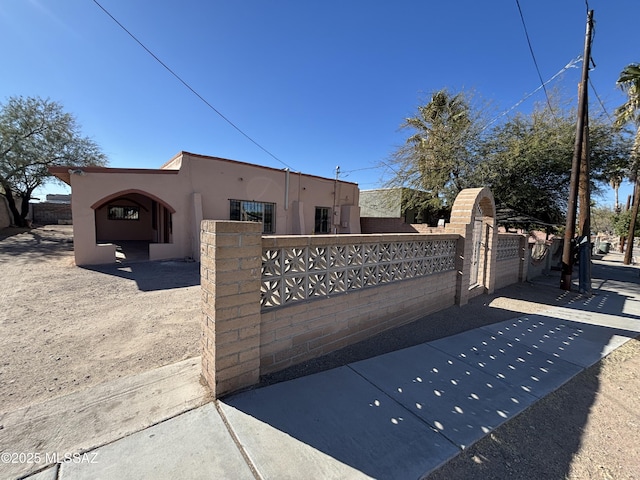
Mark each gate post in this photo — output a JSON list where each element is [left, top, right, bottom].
[[446, 187, 497, 305], [200, 220, 262, 398]]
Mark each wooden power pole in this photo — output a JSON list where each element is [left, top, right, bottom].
[[561, 9, 594, 291], [578, 88, 592, 294]]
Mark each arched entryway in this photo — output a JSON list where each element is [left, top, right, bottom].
[[91, 189, 175, 262], [447, 187, 498, 305]]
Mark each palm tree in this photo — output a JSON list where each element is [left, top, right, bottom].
[[386, 89, 479, 211], [609, 175, 623, 211], [615, 64, 640, 264]]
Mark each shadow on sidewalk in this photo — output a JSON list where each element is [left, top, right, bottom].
[[258, 271, 583, 387], [230, 258, 640, 479]]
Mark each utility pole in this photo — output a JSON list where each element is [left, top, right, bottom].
[[578, 89, 591, 294], [561, 9, 594, 291], [624, 177, 640, 264]]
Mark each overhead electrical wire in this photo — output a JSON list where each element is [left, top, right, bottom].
[[91, 0, 295, 171], [514, 0, 558, 120], [582, 17, 614, 125], [589, 78, 615, 124], [483, 56, 582, 130]]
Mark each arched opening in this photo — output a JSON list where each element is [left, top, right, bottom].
[[92, 190, 174, 262], [469, 194, 497, 290], [449, 187, 498, 303]]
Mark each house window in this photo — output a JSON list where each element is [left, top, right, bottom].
[[108, 205, 139, 221], [315, 207, 331, 234], [230, 200, 275, 234]]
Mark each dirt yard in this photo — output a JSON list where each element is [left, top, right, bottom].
[[0, 225, 201, 413]]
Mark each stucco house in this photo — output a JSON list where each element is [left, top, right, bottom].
[[50, 151, 361, 265]]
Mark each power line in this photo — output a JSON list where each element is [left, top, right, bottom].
[[515, 0, 557, 120], [589, 78, 614, 123], [341, 165, 382, 174], [583, 14, 612, 123], [91, 0, 294, 170], [483, 56, 582, 130]]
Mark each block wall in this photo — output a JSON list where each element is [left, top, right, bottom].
[[259, 270, 457, 374], [360, 217, 445, 234], [494, 235, 528, 290], [32, 202, 72, 225], [201, 188, 527, 398]]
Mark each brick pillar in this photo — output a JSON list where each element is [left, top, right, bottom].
[[201, 220, 262, 398]]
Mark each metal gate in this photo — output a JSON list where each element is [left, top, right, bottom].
[[470, 205, 484, 287]]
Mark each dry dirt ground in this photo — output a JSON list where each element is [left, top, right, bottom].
[[426, 336, 640, 480], [0, 225, 201, 413], [1, 225, 639, 479]]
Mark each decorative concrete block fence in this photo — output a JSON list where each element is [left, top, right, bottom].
[[201, 187, 529, 398]]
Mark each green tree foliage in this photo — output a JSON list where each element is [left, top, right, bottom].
[[612, 208, 640, 238], [385, 89, 631, 227], [477, 107, 574, 225], [478, 99, 631, 226], [591, 205, 616, 235], [0, 96, 107, 227], [384, 89, 485, 217], [614, 63, 640, 160], [613, 63, 640, 264]]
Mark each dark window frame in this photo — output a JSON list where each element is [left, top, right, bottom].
[[229, 199, 276, 234], [107, 205, 140, 221], [315, 206, 331, 234]]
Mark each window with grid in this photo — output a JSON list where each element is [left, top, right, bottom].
[[107, 205, 139, 220], [315, 207, 331, 233], [230, 200, 275, 234]]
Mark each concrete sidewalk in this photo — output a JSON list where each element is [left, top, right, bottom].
[[15, 253, 640, 480]]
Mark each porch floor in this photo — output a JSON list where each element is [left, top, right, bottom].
[[114, 241, 150, 263]]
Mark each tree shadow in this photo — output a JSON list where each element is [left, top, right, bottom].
[[0, 225, 74, 264], [225, 259, 639, 479]]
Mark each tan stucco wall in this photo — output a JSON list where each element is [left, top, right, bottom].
[[95, 193, 154, 241], [0, 196, 11, 229], [66, 152, 361, 265], [69, 169, 188, 265], [183, 154, 360, 236]]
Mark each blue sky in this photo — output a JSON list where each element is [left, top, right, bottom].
[[0, 0, 637, 207]]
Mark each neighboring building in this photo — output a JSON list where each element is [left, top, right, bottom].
[[359, 188, 403, 218], [359, 187, 449, 232], [45, 194, 72, 204], [359, 188, 440, 223], [50, 151, 361, 265]]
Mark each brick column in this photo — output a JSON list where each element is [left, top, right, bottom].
[[201, 220, 262, 398], [446, 187, 497, 306]]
